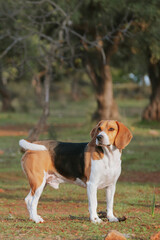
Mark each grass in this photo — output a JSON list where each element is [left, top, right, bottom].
[[0, 93, 160, 240]]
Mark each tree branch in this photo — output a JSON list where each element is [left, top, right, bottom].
[[0, 38, 21, 59]]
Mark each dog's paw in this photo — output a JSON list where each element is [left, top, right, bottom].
[[91, 217, 103, 224], [107, 215, 119, 222], [32, 215, 44, 223]]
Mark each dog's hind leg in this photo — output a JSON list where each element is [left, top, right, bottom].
[[22, 150, 53, 223], [29, 172, 46, 223], [25, 190, 33, 219]]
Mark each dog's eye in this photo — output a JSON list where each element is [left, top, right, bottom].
[[108, 127, 114, 131], [98, 127, 101, 131]]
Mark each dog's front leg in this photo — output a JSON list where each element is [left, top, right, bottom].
[[87, 181, 102, 223], [106, 184, 119, 222]]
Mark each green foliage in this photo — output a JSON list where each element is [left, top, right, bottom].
[[0, 0, 68, 83], [0, 0, 160, 121]]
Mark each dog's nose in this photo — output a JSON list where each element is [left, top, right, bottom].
[[96, 135, 103, 141]]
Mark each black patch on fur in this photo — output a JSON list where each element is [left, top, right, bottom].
[[53, 142, 88, 180], [96, 146, 104, 154]]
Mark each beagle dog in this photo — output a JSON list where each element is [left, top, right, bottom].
[[19, 120, 132, 224]]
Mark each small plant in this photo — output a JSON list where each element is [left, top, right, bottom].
[[151, 187, 156, 217]]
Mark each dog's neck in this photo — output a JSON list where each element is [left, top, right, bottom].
[[102, 145, 122, 164]]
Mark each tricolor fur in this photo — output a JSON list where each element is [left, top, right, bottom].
[[20, 120, 132, 223]]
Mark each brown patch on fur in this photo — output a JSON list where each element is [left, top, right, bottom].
[[22, 150, 55, 195], [34, 140, 58, 154], [84, 145, 91, 181], [90, 120, 118, 146], [91, 146, 104, 160], [115, 121, 133, 149], [90, 120, 132, 150], [103, 121, 118, 145], [90, 120, 105, 139]]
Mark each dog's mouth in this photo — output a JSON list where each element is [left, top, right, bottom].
[[97, 143, 111, 147], [96, 137, 111, 147]]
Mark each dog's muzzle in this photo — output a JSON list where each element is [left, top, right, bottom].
[[96, 133, 110, 147], [96, 135, 103, 145], [96, 135, 103, 142]]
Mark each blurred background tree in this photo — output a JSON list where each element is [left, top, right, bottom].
[[0, 0, 160, 140], [69, 0, 160, 120], [116, 0, 160, 121], [0, 0, 73, 140]]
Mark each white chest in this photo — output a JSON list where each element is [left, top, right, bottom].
[[89, 146, 122, 189]]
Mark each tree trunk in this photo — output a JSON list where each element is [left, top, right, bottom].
[[71, 78, 80, 101], [86, 61, 118, 121], [28, 64, 51, 141], [83, 32, 121, 122], [143, 61, 160, 121], [0, 63, 14, 111], [32, 70, 47, 107]]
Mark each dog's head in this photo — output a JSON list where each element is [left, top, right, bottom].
[[90, 120, 132, 149]]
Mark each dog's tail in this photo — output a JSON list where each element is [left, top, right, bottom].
[[19, 139, 47, 151]]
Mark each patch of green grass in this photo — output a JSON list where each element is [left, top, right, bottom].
[[0, 96, 160, 239], [0, 180, 159, 240], [0, 112, 39, 126]]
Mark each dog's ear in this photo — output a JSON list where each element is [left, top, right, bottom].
[[115, 121, 133, 149], [90, 120, 105, 138], [90, 127, 96, 139]]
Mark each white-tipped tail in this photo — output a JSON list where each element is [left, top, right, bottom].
[[19, 139, 47, 151]]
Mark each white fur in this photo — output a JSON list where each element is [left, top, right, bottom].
[[25, 172, 46, 223], [46, 172, 65, 189], [25, 190, 32, 217], [19, 139, 47, 151], [87, 145, 121, 223], [46, 172, 87, 189], [106, 184, 119, 222], [87, 181, 102, 223], [96, 131, 110, 146], [75, 178, 87, 188]]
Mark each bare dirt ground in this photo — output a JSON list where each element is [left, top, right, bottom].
[[120, 171, 160, 183], [0, 123, 83, 137], [0, 125, 29, 136]]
